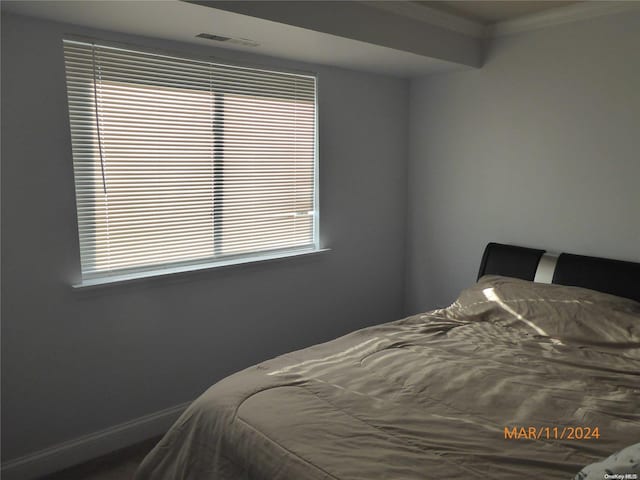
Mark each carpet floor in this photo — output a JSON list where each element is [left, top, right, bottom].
[[37, 437, 161, 480]]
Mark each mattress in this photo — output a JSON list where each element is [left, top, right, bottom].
[[135, 275, 640, 479]]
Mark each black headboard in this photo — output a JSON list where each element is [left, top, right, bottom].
[[478, 242, 640, 303]]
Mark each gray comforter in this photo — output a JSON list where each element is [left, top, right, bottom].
[[136, 276, 640, 479]]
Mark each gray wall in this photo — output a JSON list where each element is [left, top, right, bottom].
[[407, 11, 640, 313], [1, 13, 408, 460]]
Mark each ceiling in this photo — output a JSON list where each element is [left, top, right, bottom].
[[2, 1, 637, 79], [417, 1, 582, 24], [0, 0, 476, 77]]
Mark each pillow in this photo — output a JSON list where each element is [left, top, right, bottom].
[[447, 275, 640, 344], [574, 443, 640, 479]]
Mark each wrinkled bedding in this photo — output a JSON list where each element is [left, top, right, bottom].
[[136, 276, 640, 480]]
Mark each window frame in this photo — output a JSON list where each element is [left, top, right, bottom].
[[63, 37, 321, 287]]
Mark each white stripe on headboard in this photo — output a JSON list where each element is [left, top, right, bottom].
[[534, 252, 559, 284]]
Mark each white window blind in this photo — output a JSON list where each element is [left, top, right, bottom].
[[63, 39, 318, 282]]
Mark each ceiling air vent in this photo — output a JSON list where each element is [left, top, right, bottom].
[[196, 33, 259, 47]]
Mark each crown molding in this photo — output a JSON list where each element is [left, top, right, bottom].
[[359, 1, 486, 38], [362, 1, 640, 40], [488, 1, 640, 37]]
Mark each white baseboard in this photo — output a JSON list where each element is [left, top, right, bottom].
[[1, 401, 192, 480]]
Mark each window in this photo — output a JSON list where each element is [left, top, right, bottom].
[[63, 39, 318, 284]]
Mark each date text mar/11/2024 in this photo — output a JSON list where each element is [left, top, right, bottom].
[[504, 426, 600, 440]]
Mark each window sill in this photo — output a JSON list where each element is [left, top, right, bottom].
[[72, 248, 330, 290]]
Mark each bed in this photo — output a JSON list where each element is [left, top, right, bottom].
[[135, 243, 640, 480]]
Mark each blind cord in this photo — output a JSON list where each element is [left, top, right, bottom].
[[91, 44, 108, 195]]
